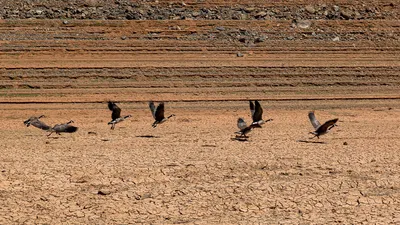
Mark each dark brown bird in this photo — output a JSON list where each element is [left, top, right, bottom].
[[149, 101, 175, 128], [47, 120, 78, 137], [308, 111, 338, 139], [249, 100, 272, 126], [235, 118, 259, 138], [24, 115, 51, 131], [108, 101, 132, 130]]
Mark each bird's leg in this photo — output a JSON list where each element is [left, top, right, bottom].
[[328, 124, 337, 130], [47, 131, 53, 137], [152, 121, 158, 128], [309, 132, 317, 139], [111, 124, 115, 130]]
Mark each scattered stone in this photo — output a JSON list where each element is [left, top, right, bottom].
[[332, 36, 340, 41], [343, 142, 348, 145], [215, 26, 225, 31], [341, 8, 354, 19], [295, 19, 312, 29], [121, 36, 127, 40], [243, 7, 255, 13], [255, 11, 267, 18], [286, 36, 295, 40], [142, 193, 152, 199], [254, 36, 266, 43], [97, 189, 112, 195], [62, 20, 69, 25], [333, 5, 340, 12], [239, 13, 247, 20], [305, 5, 316, 14], [191, 11, 201, 17], [236, 52, 244, 57], [75, 211, 85, 218], [354, 10, 362, 19]]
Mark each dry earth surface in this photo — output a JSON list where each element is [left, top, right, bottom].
[[0, 0, 400, 224]]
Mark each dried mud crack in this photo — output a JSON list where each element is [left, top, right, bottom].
[[0, 0, 400, 224]]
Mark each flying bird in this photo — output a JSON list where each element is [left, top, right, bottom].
[[24, 115, 51, 131], [308, 111, 338, 139], [108, 101, 132, 130], [47, 120, 78, 136], [149, 101, 175, 128], [249, 100, 272, 126], [235, 118, 259, 138]]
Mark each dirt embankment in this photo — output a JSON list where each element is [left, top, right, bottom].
[[0, 3, 399, 104]]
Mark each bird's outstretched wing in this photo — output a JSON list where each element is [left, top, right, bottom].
[[30, 119, 51, 130], [237, 118, 247, 130], [108, 101, 121, 120], [252, 100, 263, 122], [53, 124, 78, 133], [319, 118, 339, 132], [24, 115, 44, 126], [155, 103, 165, 121], [308, 111, 321, 129], [149, 101, 156, 119], [249, 101, 255, 118]]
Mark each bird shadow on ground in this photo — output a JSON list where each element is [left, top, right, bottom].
[[296, 140, 326, 144], [201, 144, 217, 147], [231, 137, 250, 142], [136, 135, 160, 138], [47, 136, 61, 139]]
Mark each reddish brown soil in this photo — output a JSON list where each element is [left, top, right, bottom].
[[0, 0, 400, 223]]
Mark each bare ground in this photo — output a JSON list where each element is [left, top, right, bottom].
[[0, 0, 400, 223]]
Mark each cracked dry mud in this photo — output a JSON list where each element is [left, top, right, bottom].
[[0, 0, 400, 224]]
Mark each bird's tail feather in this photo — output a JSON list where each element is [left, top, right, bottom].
[[65, 126, 78, 133]]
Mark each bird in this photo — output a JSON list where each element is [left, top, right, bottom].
[[24, 115, 51, 131], [47, 120, 78, 137], [249, 100, 272, 127], [308, 111, 338, 139], [24, 115, 45, 126], [107, 101, 132, 130], [235, 118, 259, 138], [149, 101, 175, 128]]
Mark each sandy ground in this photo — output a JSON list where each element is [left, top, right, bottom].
[[1, 103, 400, 224], [1, 0, 400, 223]]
